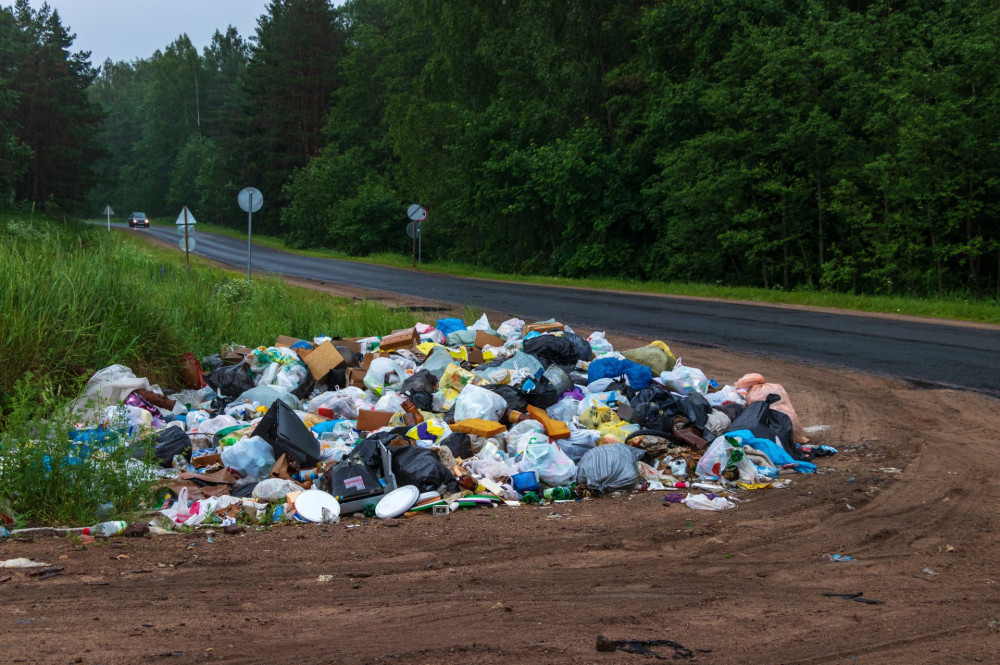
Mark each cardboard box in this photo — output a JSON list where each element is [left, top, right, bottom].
[[303, 340, 347, 380], [356, 409, 397, 432], [275, 335, 305, 349], [474, 330, 506, 349], [523, 322, 564, 335], [192, 453, 223, 469], [346, 367, 367, 388], [467, 348, 485, 365], [379, 328, 420, 352]]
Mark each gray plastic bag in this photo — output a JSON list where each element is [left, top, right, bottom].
[[575, 443, 644, 492]]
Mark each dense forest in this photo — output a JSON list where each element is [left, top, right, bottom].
[[1, 0, 999, 298]]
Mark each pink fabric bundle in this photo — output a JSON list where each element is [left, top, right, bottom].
[[735, 373, 809, 443]]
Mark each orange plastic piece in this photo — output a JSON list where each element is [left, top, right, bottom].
[[526, 405, 570, 440], [451, 418, 508, 438]]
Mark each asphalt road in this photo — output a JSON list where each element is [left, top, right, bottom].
[[130, 224, 1000, 397]]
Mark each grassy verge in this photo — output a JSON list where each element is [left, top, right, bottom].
[[1, 212, 419, 527], [122, 219, 1000, 325]]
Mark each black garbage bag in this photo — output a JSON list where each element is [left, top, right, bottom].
[[563, 331, 593, 362], [485, 384, 528, 412], [324, 367, 347, 390], [631, 385, 711, 431], [326, 456, 385, 502], [291, 372, 315, 401], [205, 360, 256, 398], [729, 393, 799, 458], [523, 335, 579, 368], [521, 375, 560, 409], [409, 390, 434, 412], [439, 432, 473, 459], [131, 426, 191, 467], [402, 369, 437, 395], [251, 399, 321, 467], [390, 446, 457, 493]]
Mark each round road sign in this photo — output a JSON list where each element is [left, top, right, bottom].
[[407, 204, 428, 222], [178, 236, 197, 252], [238, 187, 263, 213]]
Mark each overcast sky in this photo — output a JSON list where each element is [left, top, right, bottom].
[[27, 0, 274, 66]]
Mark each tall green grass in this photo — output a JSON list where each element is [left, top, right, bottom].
[[0, 212, 419, 525]]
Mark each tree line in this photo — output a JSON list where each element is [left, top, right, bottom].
[[2, 0, 998, 299]]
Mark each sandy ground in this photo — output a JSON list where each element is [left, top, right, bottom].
[[3, 252, 999, 664]]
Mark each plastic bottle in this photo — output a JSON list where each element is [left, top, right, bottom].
[[543, 486, 573, 501], [84, 520, 127, 537], [401, 399, 424, 425]]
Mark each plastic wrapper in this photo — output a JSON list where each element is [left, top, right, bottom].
[[308, 387, 368, 419], [588, 331, 614, 357], [554, 429, 599, 462], [696, 435, 745, 478], [221, 435, 276, 480], [363, 357, 406, 394], [454, 384, 507, 422], [73, 364, 157, 423], [659, 358, 709, 395], [252, 478, 305, 502], [519, 442, 576, 486]]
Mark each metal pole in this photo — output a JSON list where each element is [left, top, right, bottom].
[[418, 222, 422, 264], [184, 206, 190, 266], [411, 218, 416, 267], [106, 209, 110, 232], [247, 193, 253, 281]]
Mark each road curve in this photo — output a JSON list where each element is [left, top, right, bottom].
[[131, 224, 1000, 397]]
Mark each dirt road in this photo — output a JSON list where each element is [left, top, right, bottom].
[[3, 268, 999, 664]]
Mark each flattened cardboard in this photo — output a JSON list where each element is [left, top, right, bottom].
[[467, 348, 485, 365], [523, 322, 564, 335], [221, 346, 253, 365], [356, 409, 397, 432], [379, 328, 419, 352], [303, 340, 347, 380], [474, 330, 506, 349], [275, 335, 304, 349]]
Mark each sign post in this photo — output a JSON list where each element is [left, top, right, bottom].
[[103, 204, 114, 231], [174, 206, 198, 267], [406, 204, 428, 266], [238, 187, 263, 281]]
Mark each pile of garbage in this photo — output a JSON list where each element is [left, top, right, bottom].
[[61, 315, 833, 532]]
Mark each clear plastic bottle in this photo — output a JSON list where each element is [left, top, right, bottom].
[[84, 520, 127, 537]]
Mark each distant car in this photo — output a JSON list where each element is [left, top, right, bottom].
[[128, 212, 150, 228]]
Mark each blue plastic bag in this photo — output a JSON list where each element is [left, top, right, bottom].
[[587, 357, 653, 390], [724, 429, 816, 473], [435, 318, 467, 336]]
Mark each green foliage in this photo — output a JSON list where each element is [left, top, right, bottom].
[[0, 0, 104, 211], [0, 211, 418, 423], [0, 372, 157, 527]]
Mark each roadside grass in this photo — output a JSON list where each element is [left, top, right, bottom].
[[126, 219, 1000, 325], [1, 212, 418, 526]]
